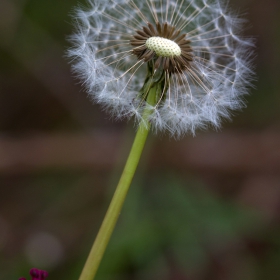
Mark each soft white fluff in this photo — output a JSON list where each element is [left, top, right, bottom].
[[68, 0, 255, 137]]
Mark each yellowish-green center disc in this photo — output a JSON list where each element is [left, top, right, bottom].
[[145, 36, 181, 57]]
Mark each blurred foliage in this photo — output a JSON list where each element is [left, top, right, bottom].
[[96, 175, 263, 280], [1, 0, 280, 280]]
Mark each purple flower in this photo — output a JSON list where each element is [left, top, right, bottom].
[[19, 268, 48, 280]]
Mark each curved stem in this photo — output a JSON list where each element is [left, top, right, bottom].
[[78, 86, 158, 280]]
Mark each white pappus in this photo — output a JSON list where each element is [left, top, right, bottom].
[[68, 0, 255, 137]]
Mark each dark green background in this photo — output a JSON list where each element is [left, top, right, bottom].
[[1, 0, 280, 279]]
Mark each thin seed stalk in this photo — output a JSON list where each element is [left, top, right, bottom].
[[78, 84, 159, 280]]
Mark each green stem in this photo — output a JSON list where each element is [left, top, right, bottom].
[[78, 85, 158, 280]]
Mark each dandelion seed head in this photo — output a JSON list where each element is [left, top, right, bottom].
[[68, 0, 255, 137]]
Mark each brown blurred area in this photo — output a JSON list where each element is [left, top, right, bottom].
[[0, 0, 280, 279]]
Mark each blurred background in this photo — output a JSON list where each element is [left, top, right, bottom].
[[0, 0, 280, 279]]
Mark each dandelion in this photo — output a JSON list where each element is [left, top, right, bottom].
[[68, 1, 254, 279], [69, 0, 254, 137]]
